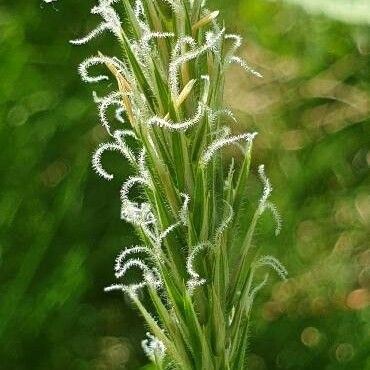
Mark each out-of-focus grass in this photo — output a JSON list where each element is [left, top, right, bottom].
[[0, 1, 369, 369], [0, 1, 143, 369], [221, 1, 370, 369], [272, 0, 370, 26]]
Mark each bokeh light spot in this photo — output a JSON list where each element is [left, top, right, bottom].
[[335, 343, 354, 363], [249, 354, 267, 370], [346, 289, 369, 310], [301, 327, 321, 348]]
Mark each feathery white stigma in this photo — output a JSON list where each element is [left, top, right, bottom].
[[142, 32, 175, 46], [92, 130, 139, 181], [173, 36, 197, 58], [148, 102, 204, 131], [120, 176, 156, 227], [215, 202, 234, 242], [247, 273, 269, 311], [229, 56, 263, 79], [70, 0, 122, 45], [92, 142, 124, 181], [142, 332, 166, 362], [186, 243, 209, 294], [169, 29, 225, 97], [209, 108, 237, 125], [70, 23, 110, 45], [78, 55, 127, 83], [114, 245, 155, 277], [256, 255, 288, 280], [225, 34, 243, 57], [134, 0, 146, 27], [265, 202, 282, 236], [257, 165, 283, 235], [258, 164, 272, 210], [113, 130, 138, 163], [155, 193, 190, 247], [105, 243, 161, 296], [97, 91, 128, 135], [179, 193, 190, 225], [201, 132, 258, 166], [104, 258, 162, 294]]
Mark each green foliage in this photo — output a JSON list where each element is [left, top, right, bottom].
[[275, 0, 370, 26]]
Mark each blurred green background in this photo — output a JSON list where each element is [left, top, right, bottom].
[[0, 0, 369, 369]]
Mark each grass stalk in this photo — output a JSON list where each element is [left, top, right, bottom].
[[69, 1, 287, 368]]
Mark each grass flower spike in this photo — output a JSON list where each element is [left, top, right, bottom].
[[71, 1, 287, 368]]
